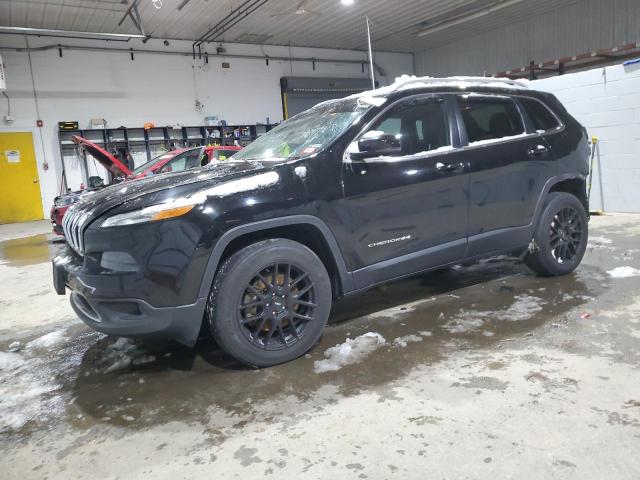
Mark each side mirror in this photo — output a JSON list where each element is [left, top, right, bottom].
[[349, 131, 402, 160]]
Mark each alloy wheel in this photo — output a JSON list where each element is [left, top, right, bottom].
[[549, 206, 583, 264], [237, 263, 317, 350]]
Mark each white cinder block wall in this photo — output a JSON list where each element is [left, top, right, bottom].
[[0, 35, 413, 217], [532, 62, 640, 213]]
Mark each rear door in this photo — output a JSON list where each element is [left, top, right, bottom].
[[454, 93, 554, 256], [341, 94, 469, 287]]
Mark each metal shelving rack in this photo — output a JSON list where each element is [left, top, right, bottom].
[[57, 123, 274, 191]]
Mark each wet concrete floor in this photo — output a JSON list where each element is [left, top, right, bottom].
[[0, 215, 639, 479]]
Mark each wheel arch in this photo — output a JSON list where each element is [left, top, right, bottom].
[[532, 174, 588, 230], [197, 215, 354, 300]]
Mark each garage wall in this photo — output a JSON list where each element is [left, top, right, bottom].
[[415, 0, 640, 77], [531, 61, 640, 213], [0, 35, 413, 217]]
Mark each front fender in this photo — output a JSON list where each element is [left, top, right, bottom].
[[196, 215, 355, 300]]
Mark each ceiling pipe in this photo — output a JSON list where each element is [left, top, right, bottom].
[[0, 26, 145, 40], [193, 0, 271, 47], [417, 0, 524, 37], [0, 42, 386, 75]]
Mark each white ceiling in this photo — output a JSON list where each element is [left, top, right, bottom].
[[0, 0, 582, 53]]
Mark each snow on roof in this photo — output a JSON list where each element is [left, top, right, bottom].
[[352, 74, 532, 100]]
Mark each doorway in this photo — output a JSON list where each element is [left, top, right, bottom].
[[0, 132, 44, 223]]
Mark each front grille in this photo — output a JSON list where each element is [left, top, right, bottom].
[[62, 205, 92, 255]]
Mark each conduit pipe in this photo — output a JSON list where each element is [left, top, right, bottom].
[[0, 42, 387, 76]]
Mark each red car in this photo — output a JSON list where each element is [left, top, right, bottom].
[[51, 136, 241, 235]]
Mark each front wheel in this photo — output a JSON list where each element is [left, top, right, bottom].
[[207, 238, 332, 367], [524, 192, 588, 276]]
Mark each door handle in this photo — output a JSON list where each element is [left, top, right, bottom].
[[33, 179, 39, 183], [436, 162, 463, 173], [527, 144, 549, 157]]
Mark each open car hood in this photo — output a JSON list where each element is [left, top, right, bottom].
[[71, 135, 132, 177]]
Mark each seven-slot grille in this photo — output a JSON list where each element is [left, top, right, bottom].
[[62, 205, 91, 255]]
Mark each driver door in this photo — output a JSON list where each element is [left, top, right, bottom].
[[340, 94, 469, 288]]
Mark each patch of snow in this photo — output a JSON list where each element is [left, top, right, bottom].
[[589, 236, 613, 244], [495, 295, 546, 322], [443, 295, 546, 333], [607, 266, 640, 278], [0, 351, 25, 371], [419, 330, 433, 337], [26, 329, 67, 350], [393, 334, 423, 347], [313, 332, 386, 373], [443, 313, 486, 334]]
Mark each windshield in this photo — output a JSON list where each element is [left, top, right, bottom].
[[131, 151, 179, 176], [233, 97, 376, 162]]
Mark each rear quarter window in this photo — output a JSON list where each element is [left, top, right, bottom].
[[458, 95, 525, 144], [519, 97, 561, 132]]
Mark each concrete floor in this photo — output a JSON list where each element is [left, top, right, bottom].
[[1, 215, 639, 479]]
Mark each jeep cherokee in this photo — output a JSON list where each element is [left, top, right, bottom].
[[53, 76, 590, 367]]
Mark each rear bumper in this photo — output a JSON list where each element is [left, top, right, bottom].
[[53, 256, 206, 346]]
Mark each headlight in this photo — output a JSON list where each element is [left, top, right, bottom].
[[100, 203, 195, 228]]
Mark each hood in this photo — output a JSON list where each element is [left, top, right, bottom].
[[71, 135, 132, 177], [73, 159, 270, 220]]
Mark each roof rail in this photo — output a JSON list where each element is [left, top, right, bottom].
[[388, 75, 530, 92]]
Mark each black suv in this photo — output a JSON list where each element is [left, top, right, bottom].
[[54, 77, 590, 367]]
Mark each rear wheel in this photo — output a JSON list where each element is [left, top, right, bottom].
[[207, 238, 332, 367], [524, 192, 588, 276]]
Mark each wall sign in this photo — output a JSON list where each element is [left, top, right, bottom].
[[5, 150, 20, 163]]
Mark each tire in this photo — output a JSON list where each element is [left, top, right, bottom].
[[524, 192, 588, 276], [206, 238, 332, 367]]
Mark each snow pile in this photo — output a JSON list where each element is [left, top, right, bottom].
[[0, 351, 62, 433], [607, 266, 640, 278], [393, 334, 423, 347], [26, 329, 67, 351], [96, 337, 154, 373], [314, 332, 386, 373]]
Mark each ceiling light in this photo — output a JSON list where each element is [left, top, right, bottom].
[[341, 0, 355, 5]]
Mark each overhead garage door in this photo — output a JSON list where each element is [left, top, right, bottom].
[[280, 77, 376, 119]]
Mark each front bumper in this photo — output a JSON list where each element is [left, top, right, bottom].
[[53, 255, 207, 346]]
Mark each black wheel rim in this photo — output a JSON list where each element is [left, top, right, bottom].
[[549, 206, 583, 264], [237, 263, 317, 351]]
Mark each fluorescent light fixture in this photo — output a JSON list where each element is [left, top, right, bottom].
[[341, 0, 355, 5], [418, 0, 523, 37], [0, 26, 145, 40]]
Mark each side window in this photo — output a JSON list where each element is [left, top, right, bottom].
[[519, 97, 561, 132], [458, 96, 524, 143], [359, 97, 451, 157], [159, 150, 201, 174]]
